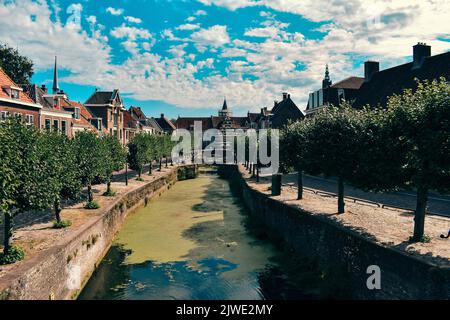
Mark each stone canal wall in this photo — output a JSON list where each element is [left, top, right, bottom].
[[0, 165, 197, 300], [219, 165, 450, 299]]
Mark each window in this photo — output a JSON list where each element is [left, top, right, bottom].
[[11, 89, 19, 99], [26, 114, 34, 125], [125, 130, 129, 140], [98, 119, 102, 131], [45, 119, 51, 130], [61, 121, 67, 135], [119, 129, 122, 139], [53, 119, 59, 131], [1, 111, 8, 122], [74, 108, 81, 120]]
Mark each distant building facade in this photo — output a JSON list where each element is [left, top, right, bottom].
[[305, 65, 364, 117], [176, 94, 303, 132]]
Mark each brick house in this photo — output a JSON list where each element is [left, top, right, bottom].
[[0, 67, 41, 126], [85, 89, 125, 141]]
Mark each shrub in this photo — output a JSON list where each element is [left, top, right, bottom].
[[53, 220, 72, 229], [103, 189, 116, 197], [85, 200, 101, 210], [0, 246, 25, 265]]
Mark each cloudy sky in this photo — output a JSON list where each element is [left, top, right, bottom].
[[1, 0, 449, 117]]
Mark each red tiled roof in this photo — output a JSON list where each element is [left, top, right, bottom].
[[129, 106, 146, 120], [0, 68, 35, 104], [123, 110, 139, 129]]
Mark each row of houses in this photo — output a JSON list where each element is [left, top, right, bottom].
[[305, 43, 450, 116], [175, 93, 305, 132], [0, 57, 176, 144]]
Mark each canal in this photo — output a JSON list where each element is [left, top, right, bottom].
[[79, 170, 339, 300]]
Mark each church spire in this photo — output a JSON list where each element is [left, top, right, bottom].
[[222, 97, 228, 110], [322, 64, 332, 89], [52, 56, 59, 94]]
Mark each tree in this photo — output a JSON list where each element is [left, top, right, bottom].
[[0, 43, 34, 85], [303, 106, 365, 213], [128, 133, 149, 180], [146, 135, 157, 175], [73, 131, 106, 208], [0, 120, 40, 262], [102, 135, 126, 196], [35, 131, 81, 227], [385, 79, 450, 241], [280, 120, 312, 200]]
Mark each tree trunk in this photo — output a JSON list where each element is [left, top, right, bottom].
[[256, 163, 260, 182], [54, 197, 62, 223], [338, 177, 345, 214], [149, 162, 152, 175], [297, 169, 303, 200], [165, 157, 168, 168], [413, 186, 428, 241], [159, 158, 162, 171], [3, 211, 13, 255], [106, 179, 112, 194], [87, 184, 93, 203]]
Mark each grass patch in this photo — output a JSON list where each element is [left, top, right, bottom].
[[103, 189, 116, 197], [409, 234, 432, 243], [53, 220, 72, 229], [0, 246, 25, 265], [85, 200, 101, 210], [136, 177, 145, 182]]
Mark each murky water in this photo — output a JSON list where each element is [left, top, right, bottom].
[[79, 172, 328, 300]]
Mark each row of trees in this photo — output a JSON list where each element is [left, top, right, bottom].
[[280, 78, 450, 242], [127, 133, 176, 179], [0, 121, 173, 264]]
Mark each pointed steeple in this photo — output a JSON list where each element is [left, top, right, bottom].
[[52, 56, 59, 94], [222, 97, 228, 110], [322, 64, 332, 89]]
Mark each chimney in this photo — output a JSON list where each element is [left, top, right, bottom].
[[161, 113, 164, 118], [41, 84, 48, 94], [413, 42, 431, 67], [282, 92, 288, 100], [364, 61, 380, 81]]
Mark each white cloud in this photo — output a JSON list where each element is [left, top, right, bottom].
[[191, 25, 230, 47], [177, 23, 201, 31], [110, 24, 151, 41], [195, 10, 207, 16], [106, 7, 124, 16], [124, 16, 142, 24]]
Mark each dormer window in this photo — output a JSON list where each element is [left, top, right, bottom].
[[74, 107, 81, 120], [11, 89, 20, 99], [2, 85, 23, 99]]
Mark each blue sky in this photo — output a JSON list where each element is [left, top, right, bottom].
[[2, 0, 450, 118]]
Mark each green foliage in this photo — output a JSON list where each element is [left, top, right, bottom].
[[101, 134, 126, 177], [85, 200, 101, 210], [0, 246, 25, 265], [73, 131, 107, 202], [53, 220, 72, 229], [280, 78, 450, 239], [127, 133, 172, 176], [409, 234, 431, 243], [0, 43, 34, 84]]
